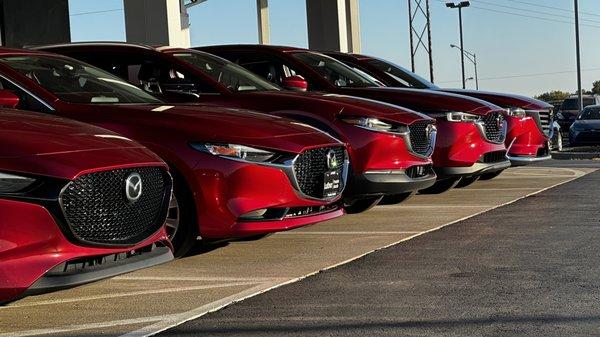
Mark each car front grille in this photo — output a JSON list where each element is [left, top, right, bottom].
[[481, 112, 505, 143], [293, 146, 346, 199], [60, 167, 171, 246], [481, 150, 507, 164], [408, 120, 434, 156], [527, 109, 552, 136]]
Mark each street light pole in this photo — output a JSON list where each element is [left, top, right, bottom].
[[574, 0, 583, 112], [450, 44, 478, 90], [446, 1, 470, 89]]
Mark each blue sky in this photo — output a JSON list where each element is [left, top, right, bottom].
[[68, 0, 600, 96]]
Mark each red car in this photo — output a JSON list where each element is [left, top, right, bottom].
[[323, 52, 553, 171], [199, 45, 510, 192], [0, 48, 348, 257], [36, 43, 438, 212], [0, 108, 173, 303]]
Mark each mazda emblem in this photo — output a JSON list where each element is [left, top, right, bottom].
[[326, 150, 339, 170], [125, 173, 142, 203]]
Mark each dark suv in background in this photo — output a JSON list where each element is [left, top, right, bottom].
[[557, 94, 600, 131]]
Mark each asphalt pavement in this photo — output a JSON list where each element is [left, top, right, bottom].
[[160, 170, 600, 337]]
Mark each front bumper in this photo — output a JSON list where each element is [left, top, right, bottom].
[[345, 167, 437, 197], [569, 129, 600, 146], [436, 160, 511, 177], [0, 198, 172, 304], [433, 120, 508, 177], [191, 150, 347, 238], [505, 115, 551, 166]]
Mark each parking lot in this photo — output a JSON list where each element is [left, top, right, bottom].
[[1, 163, 595, 337]]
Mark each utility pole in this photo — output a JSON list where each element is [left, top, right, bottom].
[[446, 1, 470, 89], [451, 44, 478, 90], [574, 0, 583, 112], [408, 0, 435, 83]]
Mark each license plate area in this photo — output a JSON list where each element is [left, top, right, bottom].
[[323, 171, 341, 198]]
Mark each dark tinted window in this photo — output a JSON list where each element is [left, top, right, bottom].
[[580, 107, 600, 120], [561, 97, 596, 110], [366, 58, 436, 89], [291, 52, 378, 88]]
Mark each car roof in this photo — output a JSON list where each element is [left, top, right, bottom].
[[201, 44, 311, 53]]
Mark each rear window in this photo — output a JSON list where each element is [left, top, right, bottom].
[[561, 97, 596, 110]]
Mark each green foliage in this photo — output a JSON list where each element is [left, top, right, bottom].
[[535, 90, 571, 103], [592, 80, 600, 95]]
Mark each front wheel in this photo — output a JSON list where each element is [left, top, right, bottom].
[[379, 192, 415, 205], [168, 178, 199, 258], [553, 131, 563, 152], [479, 170, 504, 181], [344, 196, 384, 214], [419, 177, 461, 194]]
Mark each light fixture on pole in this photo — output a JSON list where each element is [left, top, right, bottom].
[[446, 1, 470, 89], [450, 44, 478, 90]]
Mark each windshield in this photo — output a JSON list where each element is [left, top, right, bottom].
[[0, 55, 162, 104], [172, 52, 279, 92], [580, 107, 600, 120], [291, 52, 379, 88], [366, 58, 436, 89], [561, 97, 596, 110]]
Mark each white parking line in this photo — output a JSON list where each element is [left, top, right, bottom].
[[276, 231, 421, 235], [2, 282, 259, 309], [117, 169, 590, 337], [114, 276, 288, 282]]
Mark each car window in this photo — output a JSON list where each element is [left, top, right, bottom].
[[562, 97, 597, 110], [172, 52, 279, 92], [0, 75, 52, 112], [0, 55, 163, 104], [291, 52, 379, 88], [365, 58, 436, 89], [580, 107, 600, 120]]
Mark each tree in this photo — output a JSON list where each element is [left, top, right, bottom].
[[535, 90, 571, 103], [592, 80, 600, 95]]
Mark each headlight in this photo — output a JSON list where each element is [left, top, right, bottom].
[[556, 112, 564, 120], [506, 108, 527, 118], [446, 112, 481, 123], [340, 117, 408, 134], [190, 143, 277, 163], [0, 172, 36, 193]]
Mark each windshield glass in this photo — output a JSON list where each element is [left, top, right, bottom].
[[366, 58, 437, 89], [580, 107, 600, 120], [0, 55, 162, 104], [561, 97, 596, 110], [291, 52, 379, 88], [172, 52, 280, 92]]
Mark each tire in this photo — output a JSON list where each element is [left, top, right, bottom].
[[168, 173, 199, 258], [378, 191, 415, 205], [344, 196, 384, 214], [455, 176, 479, 188], [553, 131, 563, 152], [479, 170, 504, 181], [419, 177, 461, 194]]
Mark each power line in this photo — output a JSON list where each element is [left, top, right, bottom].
[[502, 0, 600, 18], [470, 0, 600, 25], [437, 67, 600, 84], [70, 8, 123, 17], [436, 0, 600, 29]]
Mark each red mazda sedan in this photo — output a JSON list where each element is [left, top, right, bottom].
[[323, 52, 553, 173], [36, 43, 438, 211], [200, 45, 510, 192], [0, 109, 173, 303], [0, 48, 348, 257]]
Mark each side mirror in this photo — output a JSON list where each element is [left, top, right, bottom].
[[0, 90, 19, 108], [282, 75, 308, 92]]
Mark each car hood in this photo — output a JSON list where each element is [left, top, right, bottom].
[[439, 88, 552, 110], [573, 120, 600, 128], [244, 91, 433, 124], [0, 109, 144, 159], [82, 103, 341, 153], [0, 109, 165, 179], [339, 87, 502, 116]]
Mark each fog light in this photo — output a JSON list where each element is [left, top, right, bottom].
[[240, 209, 268, 220]]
